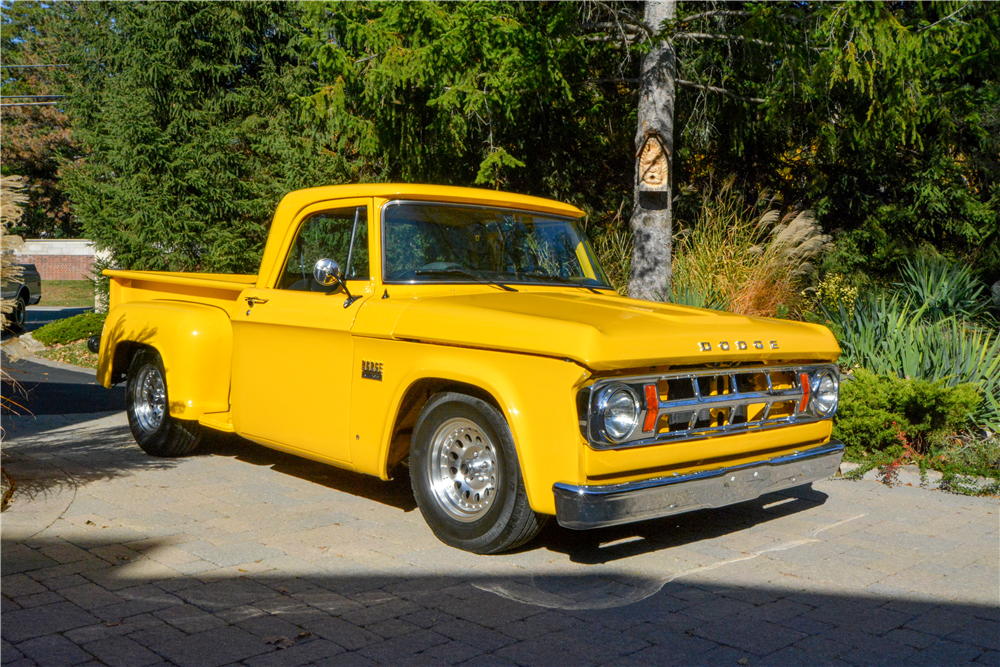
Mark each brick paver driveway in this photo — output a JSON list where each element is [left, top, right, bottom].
[[2, 411, 997, 667]]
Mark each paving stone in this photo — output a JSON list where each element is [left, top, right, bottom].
[[607, 634, 716, 667], [418, 640, 482, 664], [905, 607, 978, 637], [1, 574, 49, 597], [364, 618, 420, 639], [242, 638, 345, 667], [1, 639, 24, 663], [14, 590, 65, 608], [154, 604, 229, 633], [693, 616, 807, 656], [355, 629, 449, 662], [886, 627, 944, 649], [904, 640, 983, 666], [837, 639, 917, 666], [1, 602, 100, 643], [311, 652, 378, 667], [154, 625, 271, 667], [297, 617, 381, 650], [949, 619, 1000, 652], [431, 619, 516, 652], [15, 634, 92, 666], [975, 650, 1000, 665], [81, 636, 161, 667], [494, 630, 625, 667]]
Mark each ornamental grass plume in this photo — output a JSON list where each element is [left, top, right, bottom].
[[672, 178, 830, 318]]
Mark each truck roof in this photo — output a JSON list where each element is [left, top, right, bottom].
[[276, 184, 586, 220]]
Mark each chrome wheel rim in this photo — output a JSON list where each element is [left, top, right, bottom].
[[132, 364, 166, 433], [428, 417, 499, 522]]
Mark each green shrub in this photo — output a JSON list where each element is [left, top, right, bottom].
[[32, 312, 106, 346], [822, 293, 1000, 429], [834, 370, 982, 460], [897, 256, 989, 322]]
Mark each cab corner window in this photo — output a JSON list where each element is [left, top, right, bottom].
[[280, 206, 369, 291]]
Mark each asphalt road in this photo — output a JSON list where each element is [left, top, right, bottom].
[[2, 356, 126, 416], [2, 305, 125, 416]]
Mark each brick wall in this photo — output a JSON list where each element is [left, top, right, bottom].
[[14, 240, 97, 281], [15, 254, 94, 280]]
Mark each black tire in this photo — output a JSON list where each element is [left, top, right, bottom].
[[126, 348, 202, 457], [410, 392, 547, 554], [6, 292, 27, 332]]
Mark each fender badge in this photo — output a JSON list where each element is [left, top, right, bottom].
[[362, 360, 383, 381]]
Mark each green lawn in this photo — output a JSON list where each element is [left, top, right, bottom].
[[39, 280, 95, 307]]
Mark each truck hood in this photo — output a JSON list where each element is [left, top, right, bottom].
[[390, 291, 839, 371]]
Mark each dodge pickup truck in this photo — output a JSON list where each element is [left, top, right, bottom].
[[95, 184, 844, 554]]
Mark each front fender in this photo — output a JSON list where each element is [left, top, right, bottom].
[[348, 338, 591, 515], [98, 301, 233, 419]]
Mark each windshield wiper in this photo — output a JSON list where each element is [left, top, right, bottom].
[[413, 266, 518, 292], [524, 274, 604, 294]]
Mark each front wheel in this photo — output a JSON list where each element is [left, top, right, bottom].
[[126, 349, 202, 457], [410, 392, 547, 554]]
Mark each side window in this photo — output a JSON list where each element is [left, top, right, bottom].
[[279, 206, 369, 291]]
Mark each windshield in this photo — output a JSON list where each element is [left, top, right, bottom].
[[383, 202, 612, 288]]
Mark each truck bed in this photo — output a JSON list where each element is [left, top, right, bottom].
[[105, 269, 257, 315]]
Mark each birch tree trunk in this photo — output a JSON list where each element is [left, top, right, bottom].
[[628, 0, 677, 301]]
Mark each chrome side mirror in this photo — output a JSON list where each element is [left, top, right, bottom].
[[313, 258, 343, 289]]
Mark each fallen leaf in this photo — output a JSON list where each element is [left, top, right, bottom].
[[738, 658, 749, 666]]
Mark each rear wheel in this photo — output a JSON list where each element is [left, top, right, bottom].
[[126, 349, 202, 457], [410, 392, 547, 554], [6, 292, 26, 332]]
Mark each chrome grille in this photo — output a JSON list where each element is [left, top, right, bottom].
[[584, 364, 838, 450]]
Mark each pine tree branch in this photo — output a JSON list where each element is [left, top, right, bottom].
[[676, 79, 765, 104], [674, 32, 780, 49], [677, 10, 751, 24], [581, 76, 765, 104]]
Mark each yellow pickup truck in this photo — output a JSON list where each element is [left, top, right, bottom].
[[94, 184, 843, 553]]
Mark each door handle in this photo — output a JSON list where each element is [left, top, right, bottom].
[[245, 296, 269, 306]]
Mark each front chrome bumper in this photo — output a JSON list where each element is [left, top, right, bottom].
[[552, 440, 845, 530]]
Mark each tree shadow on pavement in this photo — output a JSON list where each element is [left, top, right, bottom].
[[1, 413, 179, 505], [2, 532, 997, 667]]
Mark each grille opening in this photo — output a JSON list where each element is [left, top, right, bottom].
[[664, 378, 695, 401], [768, 401, 795, 419], [770, 371, 796, 389], [735, 373, 767, 393], [697, 376, 732, 397]]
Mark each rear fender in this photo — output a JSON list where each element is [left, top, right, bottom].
[[97, 301, 233, 419]]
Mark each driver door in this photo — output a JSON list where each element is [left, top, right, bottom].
[[231, 199, 372, 465]]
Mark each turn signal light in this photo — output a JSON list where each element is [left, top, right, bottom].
[[643, 384, 659, 432]]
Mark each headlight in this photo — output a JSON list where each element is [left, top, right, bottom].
[[601, 385, 639, 441], [812, 369, 839, 416]]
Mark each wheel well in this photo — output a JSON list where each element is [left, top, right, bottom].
[[386, 378, 503, 474], [109, 342, 152, 385], [17, 286, 29, 302]]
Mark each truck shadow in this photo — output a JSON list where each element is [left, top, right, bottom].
[[196, 431, 828, 559], [198, 433, 419, 513], [533, 485, 829, 564]]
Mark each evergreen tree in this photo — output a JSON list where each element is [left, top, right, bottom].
[[62, 1, 347, 273]]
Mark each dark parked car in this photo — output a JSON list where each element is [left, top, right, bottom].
[[1, 263, 41, 332]]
